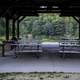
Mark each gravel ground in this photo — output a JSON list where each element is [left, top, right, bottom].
[[0, 72, 80, 80]]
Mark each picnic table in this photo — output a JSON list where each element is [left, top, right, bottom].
[[59, 39, 80, 54], [58, 39, 80, 58], [10, 43, 43, 57], [0, 40, 16, 57]]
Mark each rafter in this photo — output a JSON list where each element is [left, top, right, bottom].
[[0, 0, 80, 17]]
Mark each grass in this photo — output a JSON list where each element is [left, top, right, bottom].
[[0, 36, 6, 41], [0, 35, 78, 43], [0, 36, 12, 42], [0, 35, 60, 42], [0, 72, 80, 80], [36, 35, 61, 42]]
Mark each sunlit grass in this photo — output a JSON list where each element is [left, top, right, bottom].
[[0, 36, 12, 42], [0, 35, 60, 42], [0, 36, 5, 41]]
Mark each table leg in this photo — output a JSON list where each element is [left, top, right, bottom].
[[62, 46, 65, 58], [2, 45, 5, 57]]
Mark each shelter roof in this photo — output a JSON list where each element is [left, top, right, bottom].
[[0, 0, 80, 18]]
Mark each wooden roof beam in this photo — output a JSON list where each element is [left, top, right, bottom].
[[0, 0, 19, 17], [72, 16, 80, 23]]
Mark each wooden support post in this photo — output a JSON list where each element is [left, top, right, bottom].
[[17, 21, 19, 39], [12, 15, 20, 39], [79, 18, 80, 40], [6, 17, 9, 40], [12, 19, 16, 38], [16, 16, 26, 39]]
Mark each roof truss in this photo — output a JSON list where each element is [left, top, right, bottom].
[[0, 0, 80, 18]]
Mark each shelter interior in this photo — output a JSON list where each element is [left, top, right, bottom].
[[0, 0, 80, 57], [0, 0, 80, 40]]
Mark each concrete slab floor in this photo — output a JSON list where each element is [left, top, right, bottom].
[[0, 52, 80, 73]]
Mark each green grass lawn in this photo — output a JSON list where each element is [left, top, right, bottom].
[[0, 35, 60, 42], [0, 36, 12, 42], [0, 36, 5, 42], [0, 72, 80, 80]]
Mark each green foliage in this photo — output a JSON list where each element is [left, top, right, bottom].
[[0, 14, 79, 41], [20, 14, 78, 40]]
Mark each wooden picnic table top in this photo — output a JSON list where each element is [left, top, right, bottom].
[[10, 43, 41, 46], [60, 43, 80, 47]]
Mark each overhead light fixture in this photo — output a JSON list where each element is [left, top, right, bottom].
[[40, 6, 47, 8], [52, 6, 59, 8]]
